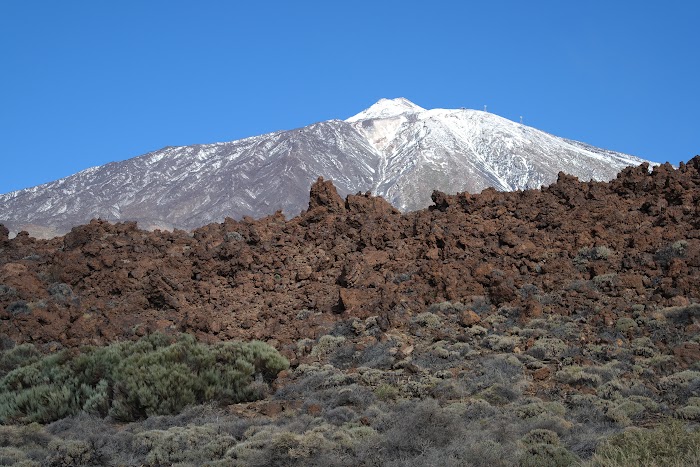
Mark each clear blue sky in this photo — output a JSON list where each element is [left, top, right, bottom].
[[1, 1, 698, 194]]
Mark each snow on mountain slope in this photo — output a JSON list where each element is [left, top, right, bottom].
[[348, 104, 651, 211], [346, 97, 426, 122], [0, 122, 381, 237], [0, 98, 654, 237]]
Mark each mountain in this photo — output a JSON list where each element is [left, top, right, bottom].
[[0, 98, 653, 238]]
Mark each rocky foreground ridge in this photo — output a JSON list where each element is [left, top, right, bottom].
[[1, 158, 698, 357]]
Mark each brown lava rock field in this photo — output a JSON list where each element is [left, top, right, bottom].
[[2, 158, 699, 357]]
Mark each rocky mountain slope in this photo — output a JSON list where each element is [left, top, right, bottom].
[[0, 98, 651, 238], [0, 157, 697, 351], [1, 158, 699, 465]]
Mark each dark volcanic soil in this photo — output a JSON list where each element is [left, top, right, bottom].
[[1, 158, 699, 367]]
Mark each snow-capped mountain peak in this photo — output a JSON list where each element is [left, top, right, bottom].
[[0, 98, 654, 238], [346, 97, 426, 122]]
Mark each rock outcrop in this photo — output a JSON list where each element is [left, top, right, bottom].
[[1, 158, 699, 370]]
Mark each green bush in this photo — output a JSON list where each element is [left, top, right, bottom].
[[591, 420, 700, 466], [375, 383, 399, 401], [45, 438, 99, 466], [555, 366, 602, 387], [0, 344, 42, 378], [516, 401, 567, 419], [310, 334, 346, 359], [520, 442, 580, 467], [614, 318, 637, 333], [137, 424, 234, 465], [527, 338, 569, 360], [675, 397, 700, 421], [0, 334, 288, 424], [0, 423, 50, 465], [521, 428, 561, 446], [658, 370, 700, 403], [414, 311, 442, 328]]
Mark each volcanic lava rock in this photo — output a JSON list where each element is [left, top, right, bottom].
[[0, 158, 698, 356]]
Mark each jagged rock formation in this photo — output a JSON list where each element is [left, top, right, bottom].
[[0, 98, 652, 238], [1, 158, 698, 366]]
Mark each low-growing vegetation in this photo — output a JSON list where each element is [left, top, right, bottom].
[[2, 307, 699, 466], [0, 333, 289, 423]]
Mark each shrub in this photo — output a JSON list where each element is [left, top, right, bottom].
[[516, 401, 567, 419], [478, 384, 520, 406], [654, 240, 688, 268], [45, 438, 99, 467], [520, 442, 580, 467], [426, 301, 467, 315], [310, 335, 346, 359], [0, 446, 36, 466], [555, 366, 602, 387], [527, 338, 569, 360], [137, 424, 234, 465], [5, 301, 30, 316], [593, 274, 617, 291], [0, 344, 42, 378], [664, 304, 700, 325], [0, 333, 289, 423], [591, 420, 700, 466], [0, 284, 17, 299], [675, 397, 700, 421], [464, 355, 525, 395], [378, 398, 465, 459], [414, 312, 442, 328], [375, 384, 399, 402], [604, 400, 647, 427], [330, 339, 394, 370], [521, 428, 561, 446], [614, 318, 637, 333], [47, 283, 73, 302], [224, 422, 381, 466], [675, 405, 700, 421], [519, 426, 580, 466], [575, 246, 612, 264], [482, 334, 519, 352], [658, 370, 700, 403], [0, 423, 51, 464], [631, 337, 657, 357]]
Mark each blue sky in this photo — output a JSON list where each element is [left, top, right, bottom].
[[1, 1, 698, 194]]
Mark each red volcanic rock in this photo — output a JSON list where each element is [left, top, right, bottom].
[[308, 177, 346, 213], [0, 157, 699, 355], [674, 342, 700, 366], [346, 191, 399, 216], [460, 310, 481, 327]]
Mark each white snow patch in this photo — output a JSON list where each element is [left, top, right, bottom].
[[346, 98, 426, 123]]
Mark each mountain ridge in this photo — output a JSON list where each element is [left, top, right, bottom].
[[0, 98, 654, 238]]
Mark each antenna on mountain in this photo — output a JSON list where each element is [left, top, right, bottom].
[[520, 116, 523, 124], [484, 105, 487, 112]]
